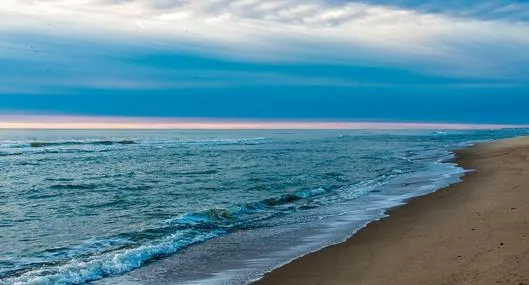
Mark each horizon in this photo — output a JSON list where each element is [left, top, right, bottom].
[[0, 115, 526, 130]]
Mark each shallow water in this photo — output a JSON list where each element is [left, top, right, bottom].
[[0, 129, 527, 285]]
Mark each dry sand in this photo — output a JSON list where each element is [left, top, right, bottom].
[[254, 137, 529, 285]]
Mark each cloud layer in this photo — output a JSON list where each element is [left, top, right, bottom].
[[2, 0, 529, 75], [1, 1, 528, 123]]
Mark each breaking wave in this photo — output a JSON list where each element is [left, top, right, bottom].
[[2, 177, 389, 285]]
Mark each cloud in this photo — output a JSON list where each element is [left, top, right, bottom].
[[353, 0, 529, 22], [0, 0, 528, 85]]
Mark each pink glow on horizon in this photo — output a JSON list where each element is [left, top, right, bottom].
[[0, 115, 522, 130]]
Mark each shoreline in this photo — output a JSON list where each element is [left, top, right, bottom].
[[254, 137, 529, 285]]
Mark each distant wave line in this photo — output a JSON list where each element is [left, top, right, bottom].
[[28, 140, 135, 148]]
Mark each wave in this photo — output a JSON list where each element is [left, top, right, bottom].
[[152, 137, 268, 146], [176, 169, 220, 175], [0, 152, 22, 157], [171, 187, 331, 229], [28, 140, 135, 148], [2, 178, 390, 285], [49, 183, 98, 190], [1, 137, 267, 152], [5, 230, 222, 285]]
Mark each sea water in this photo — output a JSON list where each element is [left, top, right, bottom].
[[0, 129, 527, 285]]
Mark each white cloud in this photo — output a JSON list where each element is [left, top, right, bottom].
[[1, 0, 529, 79]]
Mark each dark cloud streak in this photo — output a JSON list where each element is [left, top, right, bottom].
[[338, 0, 529, 22]]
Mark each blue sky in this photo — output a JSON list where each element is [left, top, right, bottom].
[[1, 0, 529, 125]]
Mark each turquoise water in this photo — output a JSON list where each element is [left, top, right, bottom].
[[0, 129, 527, 285]]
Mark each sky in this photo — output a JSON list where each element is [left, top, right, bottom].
[[1, 0, 529, 128]]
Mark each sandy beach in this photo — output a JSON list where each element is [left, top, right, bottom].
[[255, 137, 529, 285]]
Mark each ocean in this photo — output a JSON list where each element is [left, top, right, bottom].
[[0, 129, 527, 285]]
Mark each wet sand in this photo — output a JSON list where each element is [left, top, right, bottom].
[[254, 137, 529, 285]]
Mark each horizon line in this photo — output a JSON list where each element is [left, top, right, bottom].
[[0, 115, 526, 130]]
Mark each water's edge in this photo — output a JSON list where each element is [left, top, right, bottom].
[[94, 142, 475, 285], [246, 144, 476, 285]]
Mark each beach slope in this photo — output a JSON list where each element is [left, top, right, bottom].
[[255, 137, 529, 285]]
